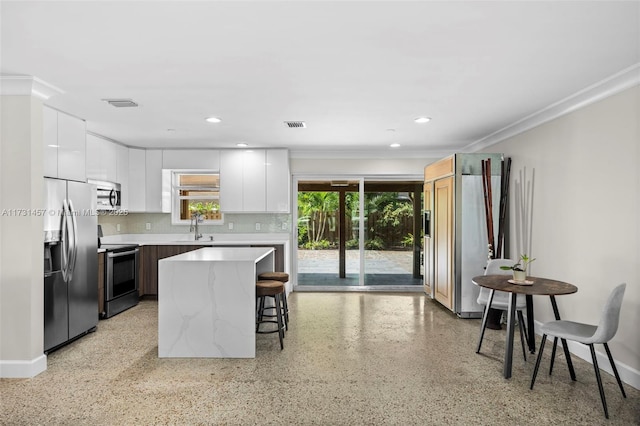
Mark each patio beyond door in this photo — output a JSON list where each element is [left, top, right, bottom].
[[296, 179, 423, 289]]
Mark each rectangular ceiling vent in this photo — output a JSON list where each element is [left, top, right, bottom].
[[284, 121, 306, 128], [102, 98, 139, 108]]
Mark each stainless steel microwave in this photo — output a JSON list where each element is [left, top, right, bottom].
[[88, 180, 121, 210]]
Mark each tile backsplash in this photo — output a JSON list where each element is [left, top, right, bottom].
[[98, 212, 292, 236]]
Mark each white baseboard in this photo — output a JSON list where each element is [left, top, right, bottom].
[[0, 354, 47, 378], [534, 321, 640, 391]]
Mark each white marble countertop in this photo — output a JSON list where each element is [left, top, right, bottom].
[[160, 247, 274, 263]]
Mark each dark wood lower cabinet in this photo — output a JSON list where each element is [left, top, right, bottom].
[[140, 245, 205, 297], [138, 244, 286, 298]]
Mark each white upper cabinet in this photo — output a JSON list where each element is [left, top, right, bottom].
[[43, 106, 86, 182], [145, 150, 163, 212], [162, 149, 220, 170], [266, 149, 290, 213], [86, 133, 117, 182], [220, 149, 290, 213], [43, 107, 58, 178], [242, 150, 267, 212], [219, 150, 244, 212], [128, 148, 146, 212], [116, 145, 129, 210]]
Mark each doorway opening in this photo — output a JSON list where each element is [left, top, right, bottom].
[[295, 178, 423, 289]]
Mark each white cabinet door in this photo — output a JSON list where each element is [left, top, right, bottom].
[[266, 149, 290, 212], [243, 150, 266, 212], [162, 149, 220, 170], [103, 140, 117, 182], [85, 133, 102, 180], [56, 111, 86, 182], [116, 145, 129, 210], [86, 134, 117, 182], [145, 150, 163, 212], [219, 149, 289, 213], [43, 106, 58, 178], [128, 148, 146, 212], [43, 107, 86, 181], [219, 150, 244, 212]]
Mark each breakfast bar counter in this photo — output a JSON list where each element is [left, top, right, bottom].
[[158, 247, 274, 358]]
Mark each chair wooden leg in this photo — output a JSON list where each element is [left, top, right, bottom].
[[530, 334, 547, 390], [589, 344, 609, 419], [603, 343, 626, 398], [517, 311, 527, 361]]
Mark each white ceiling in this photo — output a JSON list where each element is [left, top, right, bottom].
[[2, 1, 639, 156]]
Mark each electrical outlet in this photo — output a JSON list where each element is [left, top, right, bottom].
[[116, 224, 121, 232], [145, 223, 151, 230], [228, 222, 234, 230], [281, 222, 287, 230], [255, 222, 261, 231]]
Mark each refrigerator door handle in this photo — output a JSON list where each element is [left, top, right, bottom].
[[68, 199, 79, 282], [61, 199, 70, 282]]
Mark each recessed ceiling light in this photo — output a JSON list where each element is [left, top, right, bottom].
[[236, 143, 249, 148], [414, 117, 431, 123], [205, 117, 221, 123], [390, 143, 401, 148]]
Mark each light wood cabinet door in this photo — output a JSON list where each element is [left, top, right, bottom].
[[433, 176, 454, 310]]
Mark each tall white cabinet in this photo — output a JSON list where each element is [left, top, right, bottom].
[[128, 148, 146, 212], [220, 149, 289, 213], [145, 150, 163, 212], [43, 106, 86, 182]]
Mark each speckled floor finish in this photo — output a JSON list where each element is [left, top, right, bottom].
[[2, 293, 638, 425]]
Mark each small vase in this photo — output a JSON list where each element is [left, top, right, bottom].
[[513, 270, 527, 282]]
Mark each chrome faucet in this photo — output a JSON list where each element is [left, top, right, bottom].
[[190, 213, 203, 240]]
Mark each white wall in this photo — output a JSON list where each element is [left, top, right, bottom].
[[0, 95, 46, 377], [483, 85, 639, 376]]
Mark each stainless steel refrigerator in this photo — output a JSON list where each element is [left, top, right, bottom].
[[44, 178, 98, 352]]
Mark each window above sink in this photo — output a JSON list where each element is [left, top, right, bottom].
[[162, 170, 224, 225]]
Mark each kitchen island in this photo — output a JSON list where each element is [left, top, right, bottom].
[[158, 247, 274, 358]]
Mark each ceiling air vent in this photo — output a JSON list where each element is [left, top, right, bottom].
[[284, 121, 306, 128], [102, 98, 138, 108]]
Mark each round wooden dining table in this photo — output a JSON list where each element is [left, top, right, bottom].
[[472, 275, 578, 379]]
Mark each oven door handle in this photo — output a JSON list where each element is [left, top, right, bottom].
[[107, 249, 138, 258]]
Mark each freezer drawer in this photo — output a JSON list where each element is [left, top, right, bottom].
[[44, 271, 68, 352]]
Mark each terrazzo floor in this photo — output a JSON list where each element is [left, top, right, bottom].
[[2, 293, 639, 425]]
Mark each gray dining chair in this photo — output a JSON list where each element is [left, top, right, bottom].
[[476, 258, 529, 360], [530, 283, 627, 419]]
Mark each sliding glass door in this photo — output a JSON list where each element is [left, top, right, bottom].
[[295, 177, 423, 289]]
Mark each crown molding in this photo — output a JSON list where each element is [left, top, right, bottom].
[[463, 63, 640, 153], [0, 75, 64, 100]]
